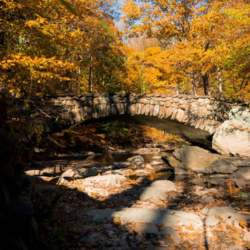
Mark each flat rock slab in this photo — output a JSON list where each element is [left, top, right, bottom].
[[113, 208, 203, 228], [173, 146, 237, 174], [231, 167, 250, 180], [140, 180, 178, 200], [82, 174, 128, 187], [195, 187, 219, 196], [88, 208, 203, 228], [151, 180, 178, 192], [62, 166, 116, 178], [162, 156, 185, 169], [205, 206, 250, 227], [88, 207, 202, 244], [140, 187, 168, 200], [88, 208, 115, 223], [173, 146, 219, 173], [205, 207, 250, 249]]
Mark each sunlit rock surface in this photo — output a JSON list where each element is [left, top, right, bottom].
[[212, 106, 250, 156], [172, 146, 237, 174]]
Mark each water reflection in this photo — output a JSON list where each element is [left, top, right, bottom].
[[89, 152, 172, 164], [130, 115, 212, 147], [84, 115, 212, 148]]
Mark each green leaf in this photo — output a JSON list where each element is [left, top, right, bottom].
[[55, 116, 59, 122], [99, 19, 113, 34], [19, 36, 22, 44], [60, 0, 78, 16]]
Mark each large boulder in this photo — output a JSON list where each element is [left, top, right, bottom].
[[173, 146, 237, 174], [212, 106, 250, 156]]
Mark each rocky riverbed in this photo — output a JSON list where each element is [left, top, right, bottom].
[[26, 146, 250, 250]]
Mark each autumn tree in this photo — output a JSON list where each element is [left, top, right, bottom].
[[0, 0, 126, 96], [121, 0, 250, 99]]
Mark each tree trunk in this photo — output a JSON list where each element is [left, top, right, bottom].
[[176, 81, 179, 95], [190, 72, 197, 96], [202, 73, 210, 95], [217, 67, 223, 97], [28, 69, 33, 100], [88, 66, 93, 93], [88, 56, 93, 93]]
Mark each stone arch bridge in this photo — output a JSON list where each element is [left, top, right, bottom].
[[43, 93, 240, 134]]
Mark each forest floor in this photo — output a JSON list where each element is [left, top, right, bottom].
[[26, 122, 250, 250]]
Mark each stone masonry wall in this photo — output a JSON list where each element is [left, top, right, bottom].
[[44, 93, 234, 134]]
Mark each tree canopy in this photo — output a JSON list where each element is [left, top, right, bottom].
[[0, 0, 126, 96], [0, 0, 250, 100], [122, 0, 250, 100]]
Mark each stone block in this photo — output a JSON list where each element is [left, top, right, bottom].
[[171, 108, 178, 120], [172, 102, 179, 109], [165, 101, 172, 107], [119, 103, 127, 114], [158, 106, 164, 118], [149, 105, 155, 116], [198, 106, 208, 116], [191, 102, 199, 113], [172, 98, 180, 103], [153, 105, 160, 116], [138, 98, 150, 104], [135, 103, 141, 115], [110, 104, 118, 115], [66, 99, 75, 106], [164, 107, 173, 118], [150, 99, 160, 105], [129, 104, 136, 115], [175, 109, 185, 122], [206, 104, 213, 111], [144, 104, 151, 116]]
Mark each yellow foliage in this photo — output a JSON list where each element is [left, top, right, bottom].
[[0, 0, 126, 95], [123, 0, 250, 99]]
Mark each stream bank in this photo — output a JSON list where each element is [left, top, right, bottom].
[[26, 120, 250, 250], [28, 147, 250, 250]]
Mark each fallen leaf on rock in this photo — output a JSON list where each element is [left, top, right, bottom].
[[184, 225, 195, 231], [217, 223, 225, 231], [166, 234, 175, 244], [113, 217, 122, 225], [226, 224, 239, 231], [239, 219, 248, 229], [235, 241, 246, 245], [231, 234, 241, 239], [215, 215, 223, 221]]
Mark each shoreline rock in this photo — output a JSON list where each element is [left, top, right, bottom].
[[212, 106, 250, 156], [171, 146, 237, 174]]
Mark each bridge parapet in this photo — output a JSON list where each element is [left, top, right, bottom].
[[45, 93, 234, 134]]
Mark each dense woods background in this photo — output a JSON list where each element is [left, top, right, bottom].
[[0, 0, 250, 100]]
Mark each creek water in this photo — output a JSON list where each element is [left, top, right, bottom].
[[88, 114, 211, 164], [129, 115, 212, 147], [83, 116, 250, 208], [90, 151, 172, 164]]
